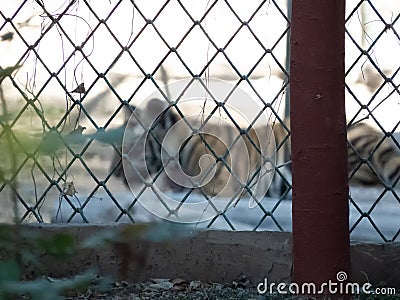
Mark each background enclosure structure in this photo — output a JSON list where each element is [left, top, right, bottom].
[[0, 1, 399, 243]]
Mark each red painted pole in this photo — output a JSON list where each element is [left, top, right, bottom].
[[290, 0, 351, 295]]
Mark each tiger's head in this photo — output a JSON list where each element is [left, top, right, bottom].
[[113, 98, 190, 192]]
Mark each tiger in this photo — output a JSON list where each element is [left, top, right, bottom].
[[112, 98, 276, 203], [347, 122, 400, 187], [112, 98, 400, 199], [268, 119, 400, 197]]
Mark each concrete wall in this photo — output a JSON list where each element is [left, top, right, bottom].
[[2, 224, 399, 288]]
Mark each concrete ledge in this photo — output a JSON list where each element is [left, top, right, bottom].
[[1, 224, 399, 288], [351, 242, 400, 287]]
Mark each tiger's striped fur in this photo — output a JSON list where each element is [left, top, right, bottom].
[[112, 99, 400, 199], [347, 122, 400, 187], [113, 98, 274, 200]]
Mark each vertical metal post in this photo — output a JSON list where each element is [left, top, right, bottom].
[[290, 0, 351, 293], [284, 0, 292, 119]]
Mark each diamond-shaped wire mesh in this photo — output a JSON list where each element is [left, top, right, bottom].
[[345, 0, 400, 242], [0, 0, 399, 242]]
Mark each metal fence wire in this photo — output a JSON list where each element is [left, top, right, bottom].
[[0, 0, 399, 242]]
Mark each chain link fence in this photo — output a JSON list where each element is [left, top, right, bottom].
[[345, 1, 400, 242], [0, 0, 399, 242]]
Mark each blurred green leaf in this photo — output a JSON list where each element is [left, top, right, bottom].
[[89, 127, 124, 145], [2, 270, 97, 300], [141, 222, 195, 242], [82, 223, 194, 247], [36, 233, 76, 259], [38, 129, 87, 155], [2, 279, 63, 300], [0, 113, 15, 124], [65, 132, 87, 145], [0, 260, 20, 283], [0, 225, 12, 247], [0, 120, 122, 159], [81, 228, 119, 248], [38, 131, 63, 155], [0, 65, 21, 81]]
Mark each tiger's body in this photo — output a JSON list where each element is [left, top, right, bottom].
[[114, 99, 274, 201], [347, 122, 400, 187], [113, 99, 400, 199]]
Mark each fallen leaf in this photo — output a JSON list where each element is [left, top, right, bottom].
[[1, 32, 14, 41], [71, 83, 85, 93], [63, 182, 77, 196], [148, 281, 173, 290]]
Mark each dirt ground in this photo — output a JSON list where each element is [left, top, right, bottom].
[[71, 278, 263, 300]]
